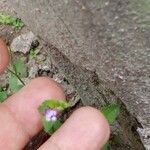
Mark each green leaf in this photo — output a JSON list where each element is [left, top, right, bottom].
[[39, 100, 70, 113], [0, 13, 24, 30], [0, 13, 12, 24], [101, 103, 120, 124], [39, 100, 69, 135], [43, 119, 62, 135], [9, 74, 18, 92], [8, 58, 26, 94], [43, 119, 54, 134], [12, 58, 27, 77], [9, 74, 23, 93], [102, 142, 111, 150], [29, 49, 40, 60], [53, 120, 62, 131], [0, 91, 7, 102], [12, 18, 24, 30]]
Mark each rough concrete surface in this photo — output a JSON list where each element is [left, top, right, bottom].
[[4, 0, 150, 149]]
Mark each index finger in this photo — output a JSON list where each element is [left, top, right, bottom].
[[0, 77, 65, 149]]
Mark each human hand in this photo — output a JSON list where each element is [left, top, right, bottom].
[[0, 39, 110, 150]]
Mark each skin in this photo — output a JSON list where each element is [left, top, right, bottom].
[[0, 39, 10, 74], [0, 39, 110, 150]]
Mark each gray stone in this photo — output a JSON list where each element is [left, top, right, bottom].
[[8, 0, 150, 149], [37, 54, 46, 62], [0, 71, 9, 87], [138, 128, 150, 150], [53, 74, 65, 84], [28, 65, 39, 79], [10, 31, 37, 54]]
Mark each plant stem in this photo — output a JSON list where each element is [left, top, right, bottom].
[[7, 68, 25, 86]]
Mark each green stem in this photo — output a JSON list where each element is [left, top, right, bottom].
[[7, 68, 25, 86]]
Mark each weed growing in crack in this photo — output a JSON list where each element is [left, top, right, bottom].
[[101, 103, 120, 150], [39, 100, 70, 134], [0, 54, 27, 102], [29, 48, 40, 60], [0, 13, 24, 30]]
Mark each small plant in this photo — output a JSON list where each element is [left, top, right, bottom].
[[101, 103, 120, 124], [8, 58, 27, 93], [0, 13, 24, 30], [29, 48, 40, 60], [39, 99, 120, 150], [38, 100, 70, 134], [0, 57, 27, 102], [101, 103, 120, 150]]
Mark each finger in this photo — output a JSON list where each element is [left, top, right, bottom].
[[0, 77, 65, 150], [0, 39, 10, 74], [39, 107, 110, 150]]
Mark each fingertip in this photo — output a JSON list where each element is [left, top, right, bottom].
[[5, 77, 65, 137], [0, 39, 10, 74], [76, 106, 110, 144], [27, 77, 65, 100], [0, 77, 65, 149], [65, 106, 110, 149]]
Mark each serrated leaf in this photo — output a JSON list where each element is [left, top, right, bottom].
[[13, 58, 27, 77], [0, 91, 7, 102], [101, 103, 120, 124], [39, 100, 70, 113]]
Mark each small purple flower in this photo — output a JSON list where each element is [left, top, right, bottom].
[[45, 108, 57, 121]]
